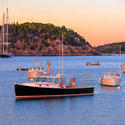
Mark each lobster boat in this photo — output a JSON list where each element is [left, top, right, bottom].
[[14, 74, 94, 99]]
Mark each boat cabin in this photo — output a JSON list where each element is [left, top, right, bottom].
[[103, 72, 121, 79], [35, 74, 77, 88], [28, 67, 47, 81]]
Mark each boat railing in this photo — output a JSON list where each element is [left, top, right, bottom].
[[65, 74, 94, 87]]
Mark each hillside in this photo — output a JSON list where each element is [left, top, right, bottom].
[[5, 22, 98, 56], [96, 42, 125, 54]]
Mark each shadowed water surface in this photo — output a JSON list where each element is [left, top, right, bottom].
[[0, 55, 125, 125]]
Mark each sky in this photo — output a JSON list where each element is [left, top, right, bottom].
[[0, 0, 125, 46]]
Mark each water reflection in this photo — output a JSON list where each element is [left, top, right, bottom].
[[101, 86, 120, 93]]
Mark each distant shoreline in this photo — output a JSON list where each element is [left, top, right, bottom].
[[12, 53, 101, 56]]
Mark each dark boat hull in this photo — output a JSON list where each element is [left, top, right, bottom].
[[14, 83, 94, 99], [0, 54, 11, 58]]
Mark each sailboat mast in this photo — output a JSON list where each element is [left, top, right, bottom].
[[6, 8, 9, 50], [62, 34, 63, 75], [2, 13, 5, 54]]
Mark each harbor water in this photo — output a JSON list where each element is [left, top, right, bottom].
[[0, 55, 125, 125]]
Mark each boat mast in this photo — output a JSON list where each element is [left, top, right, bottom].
[[6, 8, 9, 53], [59, 39, 60, 75], [62, 34, 64, 76], [119, 45, 122, 76], [2, 13, 5, 54]]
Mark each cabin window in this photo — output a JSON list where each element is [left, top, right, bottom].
[[110, 73, 114, 77], [41, 77, 46, 82], [36, 77, 47, 82], [36, 78, 41, 82], [54, 78, 59, 83], [47, 78, 53, 83], [116, 73, 120, 77], [54, 78, 65, 83], [59, 78, 65, 83]]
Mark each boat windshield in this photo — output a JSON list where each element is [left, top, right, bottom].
[[116, 73, 120, 77], [46, 78, 53, 83], [104, 73, 114, 77], [36, 77, 54, 83], [54, 78, 65, 83], [104, 72, 120, 77], [36, 77, 45, 82]]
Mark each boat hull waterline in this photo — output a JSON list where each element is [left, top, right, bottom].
[[14, 83, 94, 99], [0, 54, 11, 58]]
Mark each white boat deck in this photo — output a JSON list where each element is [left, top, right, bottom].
[[22, 82, 63, 88]]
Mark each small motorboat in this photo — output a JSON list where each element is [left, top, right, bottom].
[[100, 46, 122, 87], [17, 60, 50, 81], [100, 71, 121, 87], [86, 62, 100, 66], [27, 60, 50, 81], [14, 74, 94, 99]]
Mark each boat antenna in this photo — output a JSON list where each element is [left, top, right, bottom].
[[119, 45, 122, 76], [47, 60, 51, 75], [35, 58, 39, 67], [62, 34, 64, 76]]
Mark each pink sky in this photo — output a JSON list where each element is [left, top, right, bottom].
[[0, 0, 125, 46]]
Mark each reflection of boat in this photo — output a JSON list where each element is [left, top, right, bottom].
[[100, 72, 121, 87], [0, 8, 12, 58], [14, 74, 94, 99], [14, 34, 94, 99], [86, 62, 100, 65]]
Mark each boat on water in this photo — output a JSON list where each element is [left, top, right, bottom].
[[86, 62, 100, 65], [0, 8, 12, 58], [14, 74, 94, 99], [100, 46, 122, 87], [100, 71, 121, 87], [14, 34, 94, 99], [0, 53, 12, 58], [17, 60, 50, 81], [27, 60, 49, 81]]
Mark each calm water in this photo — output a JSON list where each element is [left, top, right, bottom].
[[0, 55, 125, 125]]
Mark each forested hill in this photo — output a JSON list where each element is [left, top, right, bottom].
[[7, 22, 98, 56], [96, 42, 125, 54]]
